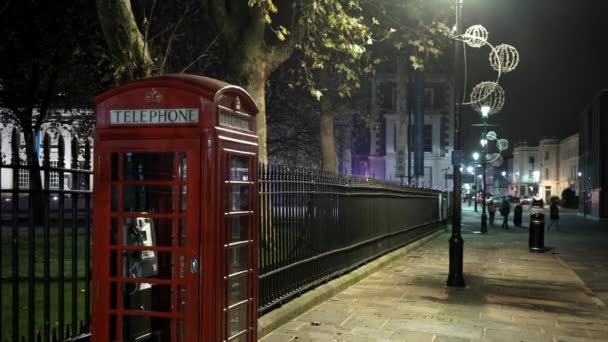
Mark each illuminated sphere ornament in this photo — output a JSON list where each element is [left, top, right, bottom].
[[486, 131, 497, 141], [491, 155, 504, 167], [463, 25, 489, 48], [497, 138, 509, 152], [489, 44, 520, 73], [470, 81, 505, 115]]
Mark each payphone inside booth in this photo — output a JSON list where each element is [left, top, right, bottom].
[[93, 75, 259, 342]]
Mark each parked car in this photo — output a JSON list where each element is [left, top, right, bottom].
[[531, 198, 544, 208], [520, 196, 532, 205]]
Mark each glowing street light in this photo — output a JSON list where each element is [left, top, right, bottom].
[[501, 171, 507, 177], [467, 166, 474, 174], [481, 105, 490, 118], [472, 152, 480, 160]]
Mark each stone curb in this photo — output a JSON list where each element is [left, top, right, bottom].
[[257, 225, 448, 338]]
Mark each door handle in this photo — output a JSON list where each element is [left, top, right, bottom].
[[190, 258, 200, 274]]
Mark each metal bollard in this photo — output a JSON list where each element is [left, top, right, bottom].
[[514, 204, 523, 227], [529, 212, 545, 252]]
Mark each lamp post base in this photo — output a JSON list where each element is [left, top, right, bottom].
[[481, 213, 488, 233], [446, 235, 466, 287]]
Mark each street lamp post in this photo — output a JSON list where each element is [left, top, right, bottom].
[[480, 106, 489, 234], [447, 0, 465, 288], [472, 152, 479, 212]]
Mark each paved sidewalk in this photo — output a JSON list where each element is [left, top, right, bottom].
[[261, 208, 608, 341]]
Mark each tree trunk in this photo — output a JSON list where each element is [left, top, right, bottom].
[[242, 67, 269, 164], [22, 128, 45, 224], [319, 94, 338, 172], [96, 0, 154, 80]]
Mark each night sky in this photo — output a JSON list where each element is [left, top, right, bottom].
[[459, 0, 608, 156]]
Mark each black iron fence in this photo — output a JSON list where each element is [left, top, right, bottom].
[[1, 128, 92, 342], [1, 127, 448, 341], [258, 164, 448, 314]]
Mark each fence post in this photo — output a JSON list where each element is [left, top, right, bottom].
[[42, 132, 51, 342], [70, 136, 79, 336], [11, 127, 20, 341], [57, 135, 65, 341]]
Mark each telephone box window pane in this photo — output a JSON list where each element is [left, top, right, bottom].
[[179, 219, 187, 247], [226, 303, 248, 339], [122, 250, 173, 280], [230, 156, 249, 181], [122, 316, 172, 341], [110, 282, 118, 309], [180, 186, 187, 212], [123, 152, 175, 180], [229, 333, 248, 342], [228, 217, 248, 243], [178, 285, 186, 312], [123, 185, 174, 213], [111, 185, 118, 212], [122, 218, 172, 247], [123, 284, 173, 312], [110, 250, 118, 277], [178, 319, 185, 342], [111, 218, 118, 245], [179, 152, 187, 181], [109, 315, 117, 341], [227, 273, 249, 306], [111, 153, 119, 180], [228, 245, 249, 275], [230, 185, 249, 211]]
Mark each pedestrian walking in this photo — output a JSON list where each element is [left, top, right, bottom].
[[488, 200, 497, 225], [500, 199, 511, 229], [547, 201, 560, 231]]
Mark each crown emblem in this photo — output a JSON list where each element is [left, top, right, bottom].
[[233, 96, 241, 111], [145, 88, 162, 103]]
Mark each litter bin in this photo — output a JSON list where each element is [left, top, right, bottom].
[[513, 204, 523, 227], [529, 212, 545, 252]]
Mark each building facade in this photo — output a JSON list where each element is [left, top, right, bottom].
[[510, 134, 579, 203], [353, 61, 454, 190], [579, 89, 608, 219], [0, 123, 92, 191]]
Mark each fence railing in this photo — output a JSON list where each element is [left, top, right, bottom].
[[1, 128, 447, 341], [258, 164, 448, 314], [1, 128, 92, 342]]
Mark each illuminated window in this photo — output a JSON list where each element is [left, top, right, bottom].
[[18, 166, 29, 189], [49, 161, 59, 189]]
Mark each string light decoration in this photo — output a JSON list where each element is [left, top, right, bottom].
[[463, 25, 489, 48], [496, 138, 509, 152], [470, 81, 505, 115], [485, 131, 498, 141], [455, 25, 520, 111], [489, 44, 520, 73]]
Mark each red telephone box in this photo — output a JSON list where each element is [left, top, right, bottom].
[[92, 75, 259, 341]]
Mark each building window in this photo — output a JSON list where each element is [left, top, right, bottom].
[[49, 161, 59, 189], [545, 151, 549, 160], [424, 88, 434, 109], [545, 168, 549, 180], [423, 125, 433, 153], [379, 82, 395, 111], [18, 167, 29, 189]]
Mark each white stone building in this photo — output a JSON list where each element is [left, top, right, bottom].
[[353, 60, 454, 189], [0, 122, 92, 191], [510, 134, 579, 202]]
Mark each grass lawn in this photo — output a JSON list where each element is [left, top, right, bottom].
[[1, 226, 90, 340]]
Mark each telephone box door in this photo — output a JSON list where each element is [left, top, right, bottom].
[[93, 139, 201, 341]]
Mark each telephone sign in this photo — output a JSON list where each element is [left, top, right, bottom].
[[93, 75, 260, 341]]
